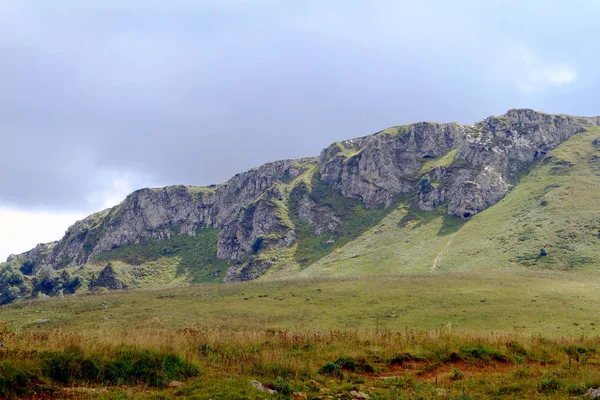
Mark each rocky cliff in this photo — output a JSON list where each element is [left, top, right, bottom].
[[6, 109, 600, 286]]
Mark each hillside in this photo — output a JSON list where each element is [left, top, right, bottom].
[[300, 125, 600, 276], [2, 109, 600, 303]]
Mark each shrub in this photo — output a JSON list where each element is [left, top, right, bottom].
[[389, 353, 413, 365], [318, 362, 342, 378], [33, 267, 61, 296], [419, 174, 432, 192], [43, 347, 198, 387], [450, 368, 464, 381], [460, 345, 490, 361], [539, 376, 561, 393], [272, 376, 293, 395], [357, 360, 375, 373], [0, 361, 39, 397], [19, 260, 35, 275], [335, 356, 356, 371], [0, 264, 30, 305], [44, 347, 100, 384], [31, 267, 85, 298], [60, 270, 84, 294], [251, 237, 264, 254], [538, 248, 548, 258]]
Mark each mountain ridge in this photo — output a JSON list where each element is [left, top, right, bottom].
[[3, 108, 600, 303]]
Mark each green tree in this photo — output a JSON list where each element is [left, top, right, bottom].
[[0, 264, 30, 304]]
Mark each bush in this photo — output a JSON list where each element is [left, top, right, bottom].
[[318, 362, 342, 378], [19, 260, 35, 275], [539, 376, 561, 393], [43, 347, 198, 387], [60, 270, 84, 294], [33, 267, 61, 296], [419, 174, 432, 192], [32, 267, 85, 297], [251, 237, 264, 254], [357, 360, 375, 373], [0, 264, 30, 305], [460, 345, 490, 361], [389, 353, 413, 365], [272, 376, 293, 395], [44, 347, 100, 384], [0, 361, 39, 397], [335, 356, 356, 371]]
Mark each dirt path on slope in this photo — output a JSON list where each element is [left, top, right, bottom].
[[431, 232, 456, 272]]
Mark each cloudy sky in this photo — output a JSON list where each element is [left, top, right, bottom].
[[1, 0, 599, 261]]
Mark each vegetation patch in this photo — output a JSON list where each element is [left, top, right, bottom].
[[419, 149, 457, 175], [289, 171, 391, 267], [93, 227, 229, 283]]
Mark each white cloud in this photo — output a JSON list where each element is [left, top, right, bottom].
[[0, 170, 152, 263], [515, 47, 577, 92], [0, 208, 86, 263], [86, 175, 134, 210], [85, 169, 157, 211]]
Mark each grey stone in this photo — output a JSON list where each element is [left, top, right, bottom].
[[250, 380, 277, 394]]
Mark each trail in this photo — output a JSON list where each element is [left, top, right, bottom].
[[431, 233, 456, 272]]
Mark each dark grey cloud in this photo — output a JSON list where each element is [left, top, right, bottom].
[[1, 0, 600, 211]]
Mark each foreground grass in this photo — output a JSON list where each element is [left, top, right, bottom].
[[0, 272, 599, 398], [1, 326, 599, 399]]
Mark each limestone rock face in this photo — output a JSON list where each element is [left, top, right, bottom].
[[295, 190, 342, 235], [320, 109, 595, 217], [15, 159, 313, 280], [319, 122, 467, 208], [7, 109, 600, 283], [217, 183, 296, 261], [417, 186, 446, 211], [446, 110, 587, 216]]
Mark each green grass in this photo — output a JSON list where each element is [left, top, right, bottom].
[[377, 124, 410, 137], [289, 171, 391, 267], [439, 126, 600, 271], [1, 270, 600, 398], [92, 227, 229, 285], [298, 203, 458, 276], [3, 270, 600, 335], [419, 149, 457, 175]]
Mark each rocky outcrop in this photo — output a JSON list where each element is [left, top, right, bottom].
[[89, 264, 127, 290], [12, 159, 314, 278], [6, 109, 600, 283], [296, 192, 342, 235], [319, 122, 466, 208], [319, 109, 597, 217], [217, 183, 296, 261]]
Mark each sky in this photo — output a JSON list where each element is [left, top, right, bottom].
[[1, 0, 600, 261]]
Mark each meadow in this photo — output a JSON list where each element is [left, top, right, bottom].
[[1, 270, 599, 399]]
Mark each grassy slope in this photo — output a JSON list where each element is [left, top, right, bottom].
[[1, 270, 599, 398], [87, 227, 230, 287], [289, 172, 390, 269], [300, 127, 600, 276], [3, 270, 599, 336], [440, 126, 600, 271], [254, 160, 394, 280]]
